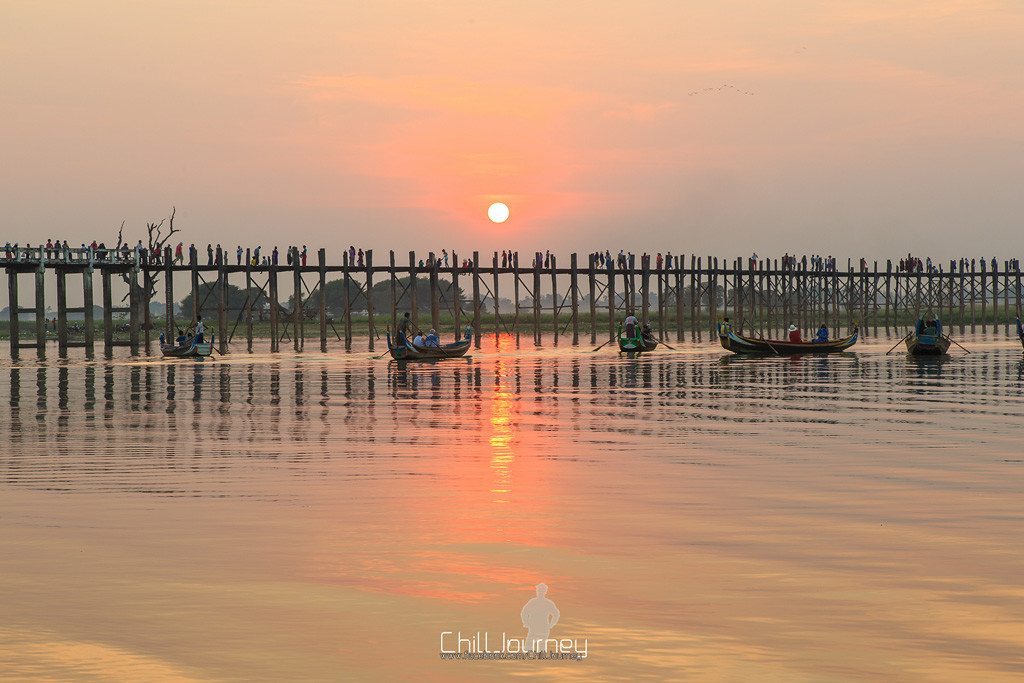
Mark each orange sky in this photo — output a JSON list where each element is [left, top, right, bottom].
[[2, 1, 1023, 258]]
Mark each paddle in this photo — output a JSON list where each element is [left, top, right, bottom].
[[590, 339, 613, 353], [756, 332, 781, 356], [885, 332, 912, 354], [944, 336, 971, 354]]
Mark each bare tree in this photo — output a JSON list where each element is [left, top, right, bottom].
[[113, 207, 182, 317]]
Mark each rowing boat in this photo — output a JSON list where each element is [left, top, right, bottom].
[[905, 319, 951, 356], [161, 335, 214, 358], [384, 331, 471, 361], [718, 325, 858, 355], [618, 324, 659, 353]]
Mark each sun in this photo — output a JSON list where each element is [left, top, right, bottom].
[[487, 202, 510, 223]]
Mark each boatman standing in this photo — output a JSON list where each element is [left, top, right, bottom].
[[624, 314, 638, 338], [397, 312, 413, 346], [194, 315, 205, 344]]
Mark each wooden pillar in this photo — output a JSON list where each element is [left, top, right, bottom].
[[492, 252, 500, 339], [35, 266, 46, 352], [532, 259, 541, 344], [607, 260, 616, 342], [128, 265, 140, 355], [269, 263, 279, 352], [365, 250, 375, 350], [342, 251, 353, 346], [690, 256, 698, 341], [622, 259, 630, 317], [451, 251, 460, 341], [570, 253, 579, 345], [587, 255, 597, 345], [319, 249, 327, 352], [245, 251, 253, 352], [980, 259, 987, 332], [6, 269, 18, 357], [747, 259, 755, 330], [675, 257, 684, 342], [1003, 261, 1010, 332], [655, 262, 664, 338], [143, 265, 152, 353], [164, 250, 174, 340], [640, 257, 650, 325], [190, 255, 200, 324], [970, 259, 976, 332], [550, 255, 558, 343], [389, 250, 398, 337], [429, 252, 440, 333], [218, 262, 228, 354], [102, 269, 113, 354], [83, 267, 94, 355], [56, 269, 68, 352], [709, 257, 718, 335], [884, 261, 892, 333], [292, 248, 302, 352], [408, 251, 418, 330], [472, 251, 481, 347]]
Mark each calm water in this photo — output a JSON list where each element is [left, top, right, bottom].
[[1, 335, 1023, 681]]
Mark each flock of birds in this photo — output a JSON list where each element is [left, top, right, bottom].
[[688, 83, 756, 97]]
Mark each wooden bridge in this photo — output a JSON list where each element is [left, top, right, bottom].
[[3, 248, 1022, 357]]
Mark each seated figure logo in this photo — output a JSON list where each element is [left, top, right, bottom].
[[439, 582, 587, 660], [521, 583, 560, 651]]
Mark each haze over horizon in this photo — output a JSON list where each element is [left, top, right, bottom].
[[3, 1, 1022, 260]]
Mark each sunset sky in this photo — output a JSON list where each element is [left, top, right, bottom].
[[2, 1, 1023, 259]]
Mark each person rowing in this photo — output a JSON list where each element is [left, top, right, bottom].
[[397, 312, 413, 346], [624, 314, 638, 339]]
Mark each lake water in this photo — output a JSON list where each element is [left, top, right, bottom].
[[1, 335, 1022, 681]]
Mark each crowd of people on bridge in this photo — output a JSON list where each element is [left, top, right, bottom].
[[3, 242, 1022, 277]]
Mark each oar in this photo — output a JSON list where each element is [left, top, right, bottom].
[[374, 332, 396, 359], [886, 332, 912, 354], [659, 340, 677, 351], [590, 339, 613, 353], [756, 332, 781, 356], [944, 336, 971, 354]]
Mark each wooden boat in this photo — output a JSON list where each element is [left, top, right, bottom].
[[905, 319, 951, 356], [161, 334, 214, 358], [719, 324, 858, 355], [618, 324, 659, 353], [384, 331, 471, 361]]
